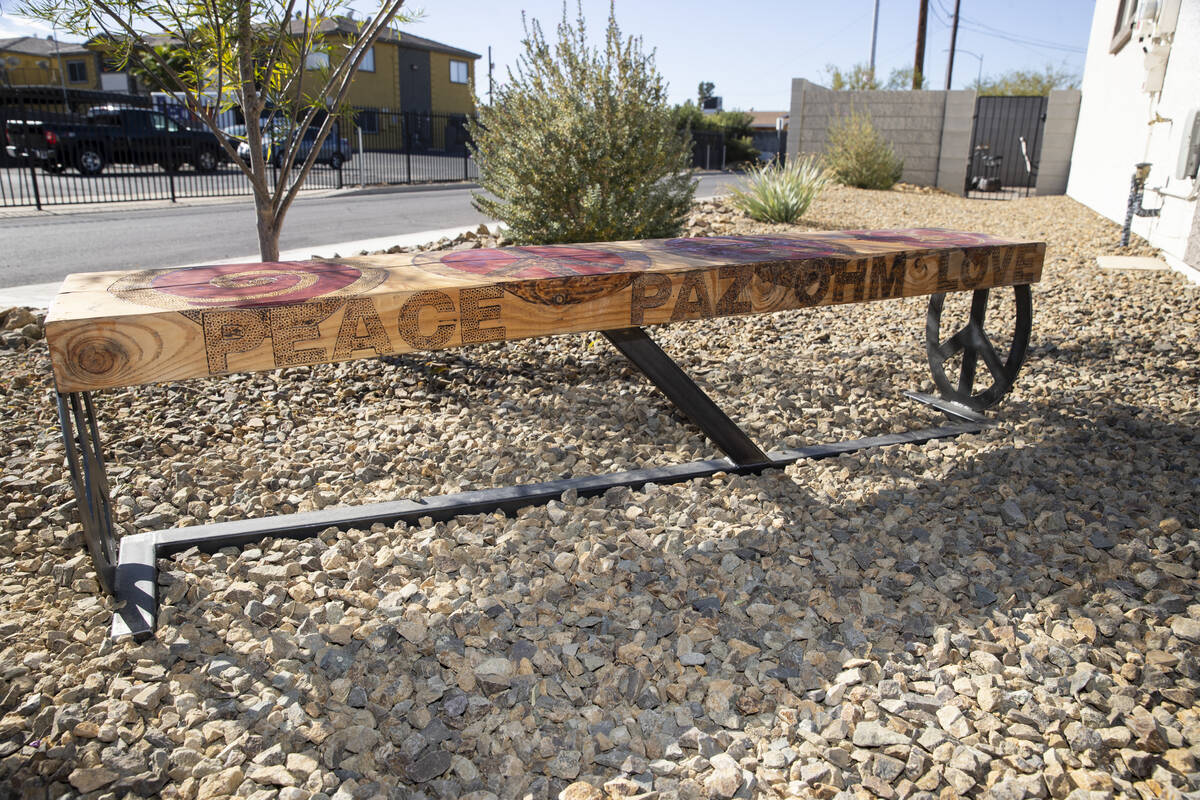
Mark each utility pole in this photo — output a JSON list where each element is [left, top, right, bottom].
[[944, 0, 961, 90], [869, 0, 880, 82], [484, 46, 494, 105], [914, 0, 929, 90]]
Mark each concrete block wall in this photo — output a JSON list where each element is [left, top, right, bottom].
[[1035, 89, 1082, 196], [789, 79, 1075, 197], [937, 90, 977, 194], [788, 80, 951, 187]]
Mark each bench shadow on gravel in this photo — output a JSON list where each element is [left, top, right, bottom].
[[136, 388, 1195, 796], [128, 347, 1199, 797], [14, 315, 1188, 798]]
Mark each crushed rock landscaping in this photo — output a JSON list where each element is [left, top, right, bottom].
[[0, 185, 1197, 800]]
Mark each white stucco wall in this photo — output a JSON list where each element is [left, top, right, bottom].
[[1068, 0, 1200, 275]]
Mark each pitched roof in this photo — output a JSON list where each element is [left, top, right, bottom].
[[746, 111, 789, 130], [0, 36, 93, 57], [285, 18, 480, 59], [395, 30, 480, 59]]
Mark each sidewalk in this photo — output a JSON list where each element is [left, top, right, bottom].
[[0, 281, 64, 310], [180, 224, 496, 268]]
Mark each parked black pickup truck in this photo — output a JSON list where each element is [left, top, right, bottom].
[[4, 106, 224, 175]]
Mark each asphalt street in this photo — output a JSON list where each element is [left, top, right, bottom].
[[0, 173, 738, 288]]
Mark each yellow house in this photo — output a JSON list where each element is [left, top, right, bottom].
[[292, 19, 479, 114], [0, 36, 101, 91], [292, 19, 479, 150]]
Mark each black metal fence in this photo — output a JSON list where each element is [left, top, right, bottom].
[[965, 95, 1048, 200], [690, 130, 725, 170], [349, 109, 476, 185], [1, 96, 478, 209]]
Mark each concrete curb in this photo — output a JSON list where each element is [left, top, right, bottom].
[[335, 181, 480, 197], [182, 224, 497, 267]]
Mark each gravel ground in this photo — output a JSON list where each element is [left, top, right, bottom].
[[0, 185, 1198, 800]]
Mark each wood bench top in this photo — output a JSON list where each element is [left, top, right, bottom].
[[45, 229, 1044, 393]]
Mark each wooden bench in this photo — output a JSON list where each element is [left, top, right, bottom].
[[46, 229, 1044, 638]]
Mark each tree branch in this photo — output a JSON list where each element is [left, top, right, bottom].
[[258, 0, 298, 108], [275, 2, 406, 215]]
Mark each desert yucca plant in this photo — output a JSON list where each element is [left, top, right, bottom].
[[728, 157, 830, 223], [823, 111, 904, 190]]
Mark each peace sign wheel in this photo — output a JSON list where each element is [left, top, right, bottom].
[[925, 285, 1032, 412]]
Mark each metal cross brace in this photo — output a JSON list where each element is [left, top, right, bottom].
[[54, 327, 992, 640]]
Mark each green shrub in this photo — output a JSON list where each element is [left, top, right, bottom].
[[823, 111, 903, 190], [728, 157, 830, 223], [469, 5, 695, 245]]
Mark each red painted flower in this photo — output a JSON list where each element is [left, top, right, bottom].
[[148, 262, 367, 308]]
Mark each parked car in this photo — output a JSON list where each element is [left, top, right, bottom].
[[237, 123, 351, 170], [220, 123, 248, 149], [4, 106, 224, 175]]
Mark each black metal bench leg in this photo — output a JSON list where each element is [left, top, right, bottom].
[[56, 391, 119, 593], [602, 327, 772, 469]]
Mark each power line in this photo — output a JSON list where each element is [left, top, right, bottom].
[[959, 21, 1086, 52], [956, 22, 1086, 54], [932, 0, 955, 19], [931, 0, 1085, 53]]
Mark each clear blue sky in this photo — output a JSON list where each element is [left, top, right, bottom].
[[0, 0, 1095, 109]]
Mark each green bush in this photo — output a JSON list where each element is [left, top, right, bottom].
[[823, 111, 903, 190], [469, 5, 695, 245], [728, 157, 830, 223]]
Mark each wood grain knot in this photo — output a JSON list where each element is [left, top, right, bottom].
[[72, 337, 128, 377]]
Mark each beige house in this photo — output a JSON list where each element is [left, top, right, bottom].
[[747, 111, 789, 161]]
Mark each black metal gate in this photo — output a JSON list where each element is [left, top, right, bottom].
[[965, 95, 1047, 199], [691, 130, 724, 170]]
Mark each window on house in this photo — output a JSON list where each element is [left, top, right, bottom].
[[360, 47, 375, 73], [305, 52, 330, 70], [66, 60, 87, 83], [1110, 0, 1136, 53], [355, 108, 379, 134], [449, 59, 468, 84]]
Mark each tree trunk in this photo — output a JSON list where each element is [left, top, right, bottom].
[[257, 209, 280, 262]]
